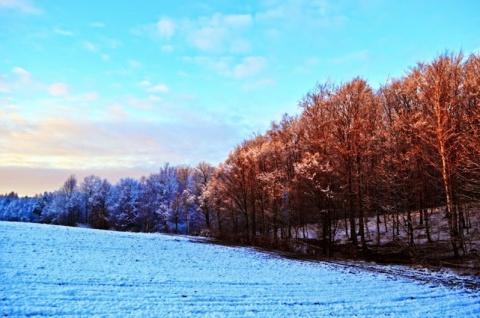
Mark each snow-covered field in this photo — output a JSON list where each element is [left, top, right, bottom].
[[1, 222, 479, 317]]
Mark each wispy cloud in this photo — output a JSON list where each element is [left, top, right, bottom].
[[89, 22, 105, 28], [242, 78, 276, 91], [137, 80, 170, 93], [83, 41, 97, 52], [0, 76, 9, 93], [12, 67, 32, 83], [148, 84, 170, 93], [48, 83, 70, 97], [135, 13, 253, 54], [229, 56, 267, 79], [188, 25, 228, 52], [331, 49, 370, 65], [161, 45, 174, 53], [129, 60, 142, 69], [156, 17, 175, 39], [101, 37, 122, 49], [0, 61, 267, 196], [54, 28, 74, 37], [294, 57, 320, 74], [186, 13, 253, 53], [0, 0, 42, 14], [256, 0, 347, 29], [1, 67, 39, 93], [184, 56, 268, 79], [0, 97, 245, 172], [138, 80, 152, 88], [83, 92, 99, 101]]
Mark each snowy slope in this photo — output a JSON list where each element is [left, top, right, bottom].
[[1, 222, 479, 317]]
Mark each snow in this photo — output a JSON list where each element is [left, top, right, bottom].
[[1, 222, 479, 317]]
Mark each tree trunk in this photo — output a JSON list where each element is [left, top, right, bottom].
[[376, 213, 381, 245], [439, 140, 460, 257]]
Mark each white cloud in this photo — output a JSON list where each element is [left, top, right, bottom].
[[135, 13, 253, 54], [89, 22, 105, 28], [221, 14, 253, 28], [147, 95, 163, 103], [331, 50, 370, 65], [148, 84, 170, 93], [129, 60, 142, 69], [199, 13, 252, 29], [229, 56, 267, 79], [108, 105, 127, 120], [54, 28, 74, 36], [294, 57, 320, 74], [0, 0, 42, 14], [48, 83, 70, 97], [187, 13, 253, 53], [84, 41, 97, 52], [183, 56, 231, 75], [0, 76, 9, 93], [12, 67, 31, 83], [256, 6, 285, 21], [229, 38, 251, 54], [83, 92, 99, 101], [161, 45, 174, 53], [0, 67, 41, 93], [189, 26, 227, 52], [157, 17, 175, 39], [184, 56, 268, 79], [242, 78, 276, 91], [138, 80, 170, 93], [0, 106, 241, 176], [101, 37, 122, 49], [138, 80, 152, 88], [256, 0, 346, 30]]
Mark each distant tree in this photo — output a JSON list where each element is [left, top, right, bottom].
[[63, 175, 78, 196], [0, 194, 37, 222], [109, 178, 142, 231], [81, 175, 111, 229], [193, 162, 216, 231], [170, 165, 195, 234], [139, 169, 177, 233], [34, 192, 54, 223]]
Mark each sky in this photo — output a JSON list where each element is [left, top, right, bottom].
[[1, 0, 479, 196]]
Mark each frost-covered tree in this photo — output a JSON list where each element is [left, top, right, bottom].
[[39, 175, 84, 226], [170, 165, 197, 234], [80, 175, 111, 229], [108, 178, 142, 231], [139, 170, 176, 233], [192, 162, 216, 231], [0, 193, 38, 222], [399, 53, 477, 256]]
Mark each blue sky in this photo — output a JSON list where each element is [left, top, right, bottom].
[[1, 0, 479, 195]]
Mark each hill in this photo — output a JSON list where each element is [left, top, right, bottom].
[[1, 221, 479, 317]]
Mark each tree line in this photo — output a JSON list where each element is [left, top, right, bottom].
[[1, 52, 479, 258], [201, 52, 480, 258], [0, 163, 215, 235]]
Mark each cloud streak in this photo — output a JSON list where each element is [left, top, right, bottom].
[[184, 56, 268, 79], [156, 17, 175, 39], [1, 111, 245, 170], [48, 83, 70, 96], [0, 0, 42, 14], [135, 12, 254, 55], [1, 69, 250, 180]]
